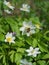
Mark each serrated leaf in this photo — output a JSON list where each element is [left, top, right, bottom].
[[38, 42, 48, 52], [17, 48, 25, 53], [42, 53, 49, 59], [37, 60, 46, 65], [0, 34, 4, 41], [15, 53, 22, 63], [9, 50, 15, 62], [32, 39, 38, 47], [6, 18, 20, 36]]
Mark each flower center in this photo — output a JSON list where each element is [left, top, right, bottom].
[[7, 37, 12, 42], [25, 27, 30, 32], [23, 7, 27, 10], [7, 2, 11, 7], [31, 50, 34, 53]]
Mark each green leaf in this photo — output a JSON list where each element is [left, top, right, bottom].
[[17, 48, 25, 53], [6, 18, 20, 36], [44, 31, 49, 41], [0, 33, 4, 41], [16, 41, 25, 47], [38, 42, 48, 52], [15, 53, 22, 63], [37, 60, 46, 65], [33, 62, 36, 65], [26, 37, 33, 45], [0, 55, 3, 59], [42, 53, 49, 59], [3, 55, 6, 64], [32, 39, 38, 47], [9, 50, 15, 62]]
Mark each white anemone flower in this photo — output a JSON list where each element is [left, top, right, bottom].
[[20, 4, 30, 12], [20, 59, 32, 65], [20, 21, 36, 36], [4, 10, 12, 14], [26, 46, 41, 57], [5, 32, 15, 44], [4, 0, 14, 10]]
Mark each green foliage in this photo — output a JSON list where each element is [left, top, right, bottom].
[[0, 0, 49, 65]]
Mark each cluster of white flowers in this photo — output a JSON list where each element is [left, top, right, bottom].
[[4, 1, 41, 65], [4, 0, 14, 14], [5, 21, 41, 43], [20, 46, 41, 65], [3, 0, 30, 14]]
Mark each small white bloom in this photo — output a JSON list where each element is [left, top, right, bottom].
[[20, 21, 36, 36], [4, 10, 12, 14], [20, 59, 32, 65], [26, 46, 41, 57], [5, 32, 15, 44], [20, 4, 30, 12], [4, 0, 14, 10]]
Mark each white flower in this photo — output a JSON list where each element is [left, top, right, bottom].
[[20, 59, 32, 65], [4, 10, 12, 14], [4, 0, 14, 10], [20, 4, 30, 12], [20, 21, 36, 36], [26, 46, 41, 57], [5, 32, 15, 44]]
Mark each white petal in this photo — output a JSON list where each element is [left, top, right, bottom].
[[25, 10, 30, 12], [33, 54, 37, 57], [6, 33, 12, 38], [35, 51, 41, 54], [22, 4, 25, 7], [35, 48, 39, 51], [28, 53, 32, 56], [30, 46, 33, 50], [4, 0, 8, 5], [28, 21, 32, 26], [20, 8, 23, 11], [31, 26, 36, 29], [6, 32, 10, 38], [4, 10, 12, 14], [12, 41, 15, 43], [26, 33, 30, 36], [5, 39, 7, 42], [20, 27, 25, 31], [22, 32, 24, 35], [26, 49, 30, 52], [12, 37, 15, 40], [20, 59, 28, 64], [30, 30, 35, 34], [23, 21, 27, 26], [8, 6, 14, 10]]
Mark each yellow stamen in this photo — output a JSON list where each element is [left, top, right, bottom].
[[6, 37, 12, 42], [31, 50, 34, 53]]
